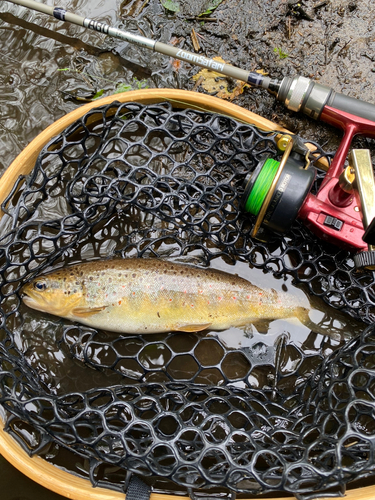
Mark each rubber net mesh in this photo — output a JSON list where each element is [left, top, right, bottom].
[[1, 101, 375, 499]]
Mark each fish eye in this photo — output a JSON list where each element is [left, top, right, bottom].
[[34, 281, 47, 291]]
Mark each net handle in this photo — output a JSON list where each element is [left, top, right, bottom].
[[0, 88, 325, 500]]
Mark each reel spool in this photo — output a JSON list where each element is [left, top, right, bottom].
[[240, 133, 375, 273], [241, 137, 316, 239]]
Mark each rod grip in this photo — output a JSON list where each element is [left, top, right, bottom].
[[328, 92, 375, 123], [278, 76, 375, 124]]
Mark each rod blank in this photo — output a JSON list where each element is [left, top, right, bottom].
[[6, 0, 263, 85]]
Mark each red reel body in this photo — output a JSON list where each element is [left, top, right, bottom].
[[298, 106, 375, 252]]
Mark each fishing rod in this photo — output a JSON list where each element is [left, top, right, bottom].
[[5, 0, 375, 269], [7, 0, 375, 123]]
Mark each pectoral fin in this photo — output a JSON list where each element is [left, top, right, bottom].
[[72, 306, 107, 318], [175, 323, 212, 332]]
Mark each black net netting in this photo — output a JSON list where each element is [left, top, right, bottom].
[[1, 100, 375, 499]]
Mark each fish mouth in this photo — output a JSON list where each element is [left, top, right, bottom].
[[21, 285, 49, 312]]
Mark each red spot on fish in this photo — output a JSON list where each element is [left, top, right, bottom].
[[207, 301, 210, 305], [198, 290, 203, 294], [218, 297, 222, 301], [247, 295, 251, 299], [184, 290, 187, 293], [118, 300, 122, 305], [169, 298, 172, 301], [259, 292, 262, 296], [133, 292, 135, 296], [232, 296, 236, 300], [191, 304, 194, 307]]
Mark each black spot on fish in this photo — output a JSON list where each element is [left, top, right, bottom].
[[132, 273, 136, 278]]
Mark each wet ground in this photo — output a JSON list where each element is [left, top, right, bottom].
[[0, 0, 375, 498], [0, 0, 375, 176]]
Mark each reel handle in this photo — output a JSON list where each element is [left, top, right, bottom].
[[349, 150, 375, 269]]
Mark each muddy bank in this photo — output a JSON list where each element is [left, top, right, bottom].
[[0, 0, 374, 175]]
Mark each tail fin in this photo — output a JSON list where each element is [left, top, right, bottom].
[[296, 300, 364, 341]]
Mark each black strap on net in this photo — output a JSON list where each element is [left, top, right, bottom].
[[126, 475, 151, 500], [0, 101, 375, 499]]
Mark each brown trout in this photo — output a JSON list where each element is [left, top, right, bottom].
[[21, 258, 313, 334]]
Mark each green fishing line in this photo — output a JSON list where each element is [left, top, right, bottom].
[[244, 158, 280, 215]]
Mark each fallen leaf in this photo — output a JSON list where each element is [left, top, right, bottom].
[[218, 80, 248, 100], [92, 89, 105, 99], [172, 59, 181, 71], [161, 0, 180, 13], [199, 0, 223, 16], [170, 36, 183, 46], [192, 56, 249, 100]]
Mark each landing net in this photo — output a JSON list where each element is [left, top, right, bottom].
[[1, 101, 375, 499]]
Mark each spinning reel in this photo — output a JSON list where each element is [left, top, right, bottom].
[[241, 109, 375, 271]]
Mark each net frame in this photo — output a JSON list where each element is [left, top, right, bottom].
[[0, 90, 374, 500]]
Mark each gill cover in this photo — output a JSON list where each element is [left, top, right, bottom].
[[22, 276, 84, 317]]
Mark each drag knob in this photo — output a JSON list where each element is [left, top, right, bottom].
[[354, 250, 375, 270]]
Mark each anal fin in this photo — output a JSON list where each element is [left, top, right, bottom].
[[175, 323, 212, 333]]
